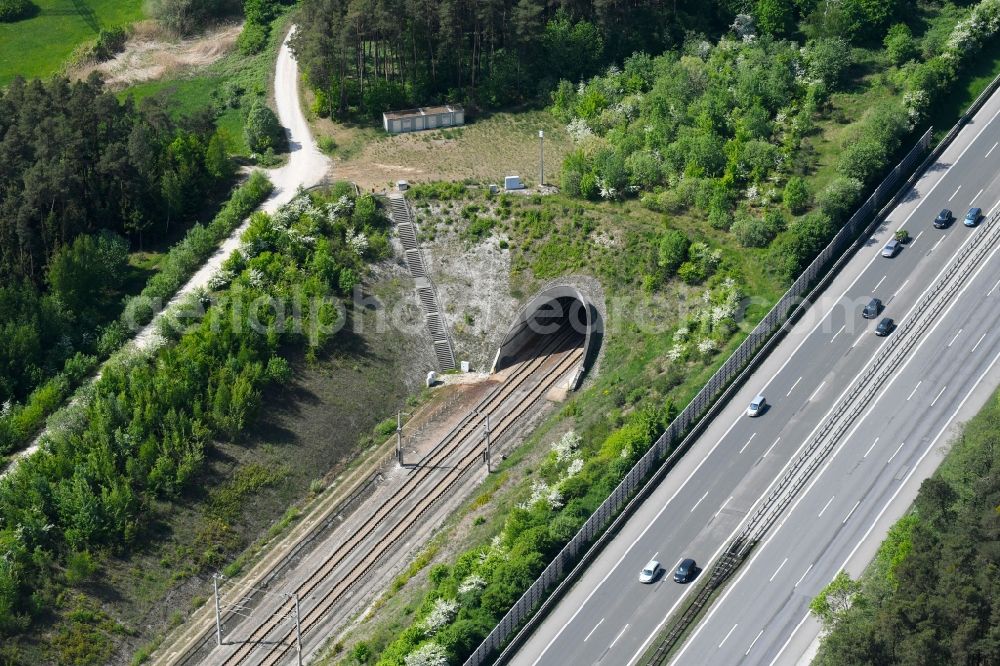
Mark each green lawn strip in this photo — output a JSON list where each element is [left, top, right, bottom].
[[122, 10, 294, 158], [0, 0, 145, 86]]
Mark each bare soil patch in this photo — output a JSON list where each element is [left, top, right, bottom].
[[71, 21, 242, 88]]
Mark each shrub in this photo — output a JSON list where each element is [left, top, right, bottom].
[[884, 23, 917, 65], [245, 102, 284, 153], [237, 21, 268, 55], [805, 38, 852, 90], [151, 0, 241, 35], [816, 176, 863, 223], [93, 26, 129, 61], [783, 176, 810, 214], [0, 0, 33, 22], [657, 230, 690, 277]]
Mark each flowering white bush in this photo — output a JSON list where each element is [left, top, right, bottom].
[[405, 642, 448, 666], [423, 597, 459, 634], [1, 400, 11, 419], [711, 304, 736, 325], [522, 480, 563, 510], [346, 228, 368, 256], [566, 117, 593, 142], [697, 338, 717, 354], [551, 431, 582, 462], [247, 268, 266, 289], [667, 343, 685, 362], [944, 0, 1000, 63], [207, 270, 232, 291], [327, 195, 354, 221], [565, 458, 584, 478], [673, 326, 689, 343], [458, 574, 487, 595], [596, 176, 618, 200]]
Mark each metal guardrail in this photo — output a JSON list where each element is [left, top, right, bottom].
[[462, 125, 933, 666]]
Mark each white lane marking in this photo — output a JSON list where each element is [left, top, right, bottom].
[[773, 348, 1000, 666], [769, 557, 788, 582], [932, 237, 944, 252], [906, 381, 921, 400], [652, 551, 659, 560], [830, 324, 846, 342], [887, 441, 906, 464], [973, 332, 988, 352], [895, 278, 910, 298], [842, 500, 861, 524], [872, 275, 886, 292], [794, 563, 813, 588], [949, 184, 962, 201], [609, 624, 629, 650], [739, 433, 757, 454], [714, 496, 733, 519], [691, 490, 710, 512], [989, 277, 1000, 296], [763, 437, 781, 458], [786, 377, 802, 397], [911, 230, 924, 245], [948, 329, 963, 347], [972, 187, 984, 204], [719, 624, 738, 648], [584, 618, 604, 642], [662, 112, 1000, 666], [931, 385, 947, 407], [988, 141, 999, 157], [529, 413, 743, 666], [808, 381, 826, 402], [817, 496, 835, 518], [991, 201, 1000, 217], [863, 437, 880, 458], [746, 629, 765, 656]]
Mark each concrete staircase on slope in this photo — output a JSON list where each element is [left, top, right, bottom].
[[389, 193, 456, 371]]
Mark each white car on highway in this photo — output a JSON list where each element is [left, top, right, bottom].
[[746, 394, 767, 417], [639, 560, 661, 583]]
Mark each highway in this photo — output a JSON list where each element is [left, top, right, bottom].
[[508, 85, 1000, 666]]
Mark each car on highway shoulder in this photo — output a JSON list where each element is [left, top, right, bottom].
[[639, 560, 661, 584], [863, 297, 882, 319], [746, 394, 766, 417], [881, 239, 901, 257], [673, 558, 696, 583], [934, 209, 953, 229], [964, 207, 982, 227], [875, 317, 894, 336]]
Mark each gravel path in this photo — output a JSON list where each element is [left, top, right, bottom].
[[2, 25, 328, 477]]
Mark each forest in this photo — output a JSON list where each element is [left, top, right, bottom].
[[291, 0, 920, 118], [811, 389, 1000, 665], [0, 186, 391, 643], [0, 74, 240, 451]]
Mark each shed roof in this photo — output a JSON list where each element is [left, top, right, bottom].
[[383, 105, 464, 120]]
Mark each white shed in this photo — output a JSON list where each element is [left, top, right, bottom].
[[383, 105, 465, 134]]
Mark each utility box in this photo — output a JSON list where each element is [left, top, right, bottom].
[[489, 184, 499, 194], [426, 371, 437, 387], [460, 361, 470, 372], [396, 180, 409, 191], [504, 175, 524, 190]]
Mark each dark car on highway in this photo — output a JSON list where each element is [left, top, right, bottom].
[[863, 297, 882, 319], [875, 317, 894, 336], [934, 209, 952, 229], [964, 207, 982, 227], [674, 558, 696, 583]]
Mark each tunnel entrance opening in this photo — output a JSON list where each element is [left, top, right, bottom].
[[491, 286, 602, 389]]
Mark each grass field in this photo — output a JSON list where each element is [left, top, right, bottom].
[[0, 0, 145, 86], [317, 109, 573, 191]]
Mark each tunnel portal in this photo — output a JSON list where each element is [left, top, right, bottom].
[[491, 285, 602, 389]]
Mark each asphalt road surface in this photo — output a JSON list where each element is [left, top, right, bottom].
[[509, 85, 1000, 666]]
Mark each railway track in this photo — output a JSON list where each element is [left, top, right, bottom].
[[173, 327, 584, 665]]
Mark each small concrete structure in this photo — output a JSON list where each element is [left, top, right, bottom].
[[504, 175, 524, 191], [396, 180, 409, 191], [383, 105, 465, 134]]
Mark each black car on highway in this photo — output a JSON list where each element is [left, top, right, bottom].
[[674, 558, 696, 583], [863, 297, 882, 319], [875, 317, 894, 336], [934, 209, 953, 228]]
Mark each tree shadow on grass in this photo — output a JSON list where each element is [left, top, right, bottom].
[[42, 0, 101, 33]]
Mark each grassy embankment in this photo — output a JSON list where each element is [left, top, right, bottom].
[[0, 0, 145, 86]]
